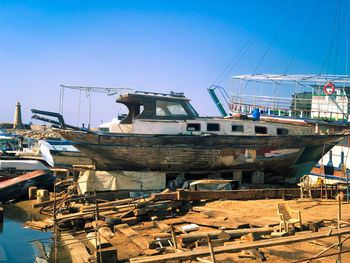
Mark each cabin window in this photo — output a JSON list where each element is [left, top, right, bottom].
[[232, 125, 244, 132], [187, 123, 201, 131], [277, 128, 288, 135], [156, 100, 188, 117], [255, 126, 267, 134], [207, 123, 220, 131]]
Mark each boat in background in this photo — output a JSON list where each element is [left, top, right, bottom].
[[0, 160, 48, 182], [39, 139, 93, 168]]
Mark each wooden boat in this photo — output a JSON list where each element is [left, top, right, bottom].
[[57, 91, 348, 184], [39, 139, 93, 167], [0, 170, 55, 202]]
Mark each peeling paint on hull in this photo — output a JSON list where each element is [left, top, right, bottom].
[[59, 132, 344, 181]]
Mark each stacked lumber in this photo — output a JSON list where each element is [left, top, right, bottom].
[[24, 218, 54, 231]]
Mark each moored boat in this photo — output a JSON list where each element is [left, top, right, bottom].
[[0, 160, 49, 182], [0, 170, 55, 202]]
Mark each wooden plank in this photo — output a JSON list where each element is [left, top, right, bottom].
[[176, 189, 301, 201], [155, 221, 171, 232], [180, 227, 273, 243], [56, 211, 92, 222], [81, 203, 136, 213], [207, 234, 216, 263], [181, 216, 238, 230], [130, 227, 350, 263], [152, 227, 273, 242], [115, 223, 149, 250], [152, 192, 178, 201]]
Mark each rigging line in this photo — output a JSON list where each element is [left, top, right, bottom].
[[220, 1, 289, 85], [212, 0, 287, 85], [326, 0, 340, 76], [334, 0, 341, 75], [284, 0, 322, 75], [77, 89, 81, 127], [253, 0, 299, 75], [320, 1, 350, 76]]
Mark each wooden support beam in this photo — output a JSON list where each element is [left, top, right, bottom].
[[180, 227, 273, 243], [130, 227, 350, 263], [176, 189, 301, 201], [207, 234, 216, 263]]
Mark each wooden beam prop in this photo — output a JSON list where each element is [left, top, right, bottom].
[[176, 189, 301, 201], [180, 227, 273, 243]]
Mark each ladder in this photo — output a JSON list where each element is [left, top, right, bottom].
[[207, 85, 229, 117]]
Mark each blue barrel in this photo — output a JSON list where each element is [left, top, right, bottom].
[[252, 108, 260, 121]]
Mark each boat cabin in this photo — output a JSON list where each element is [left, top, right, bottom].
[[116, 91, 199, 124], [110, 91, 314, 136]]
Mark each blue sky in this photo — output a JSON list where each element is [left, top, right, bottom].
[[1, 0, 349, 127]]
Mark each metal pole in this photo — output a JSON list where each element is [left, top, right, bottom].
[[347, 169, 349, 203], [53, 182, 58, 263], [88, 88, 92, 129], [77, 89, 81, 127], [93, 177, 102, 263], [338, 194, 342, 263]]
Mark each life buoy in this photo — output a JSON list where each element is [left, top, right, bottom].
[[324, 82, 335, 95]]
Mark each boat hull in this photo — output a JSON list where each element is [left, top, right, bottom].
[[40, 140, 93, 167], [59, 131, 345, 182], [0, 170, 55, 202]]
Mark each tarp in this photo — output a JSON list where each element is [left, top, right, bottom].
[[78, 170, 166, 194]]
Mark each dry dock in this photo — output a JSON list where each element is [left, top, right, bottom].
[[19, 181, 350, 263]]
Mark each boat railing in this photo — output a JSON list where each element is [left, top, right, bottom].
[[229, 102, 349, 121]]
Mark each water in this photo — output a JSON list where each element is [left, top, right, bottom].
[[0, 203, 52, 263]]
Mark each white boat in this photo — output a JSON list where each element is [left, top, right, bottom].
[[39, 139, 93, 168]]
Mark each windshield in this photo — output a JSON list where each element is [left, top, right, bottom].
[[156, 100, 189, 117]]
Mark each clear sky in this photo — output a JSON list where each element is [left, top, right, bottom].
[[1, 0, 350, 127]]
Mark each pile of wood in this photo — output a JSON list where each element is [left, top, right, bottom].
[[27, 186, 350, 263]]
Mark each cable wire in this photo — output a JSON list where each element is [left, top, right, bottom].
[[211, 0, 288, 85], [284, 0, 322, 74], [253, 0, 299, 75]]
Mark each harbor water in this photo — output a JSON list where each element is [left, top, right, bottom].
[[0, 203, 52, 262]]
